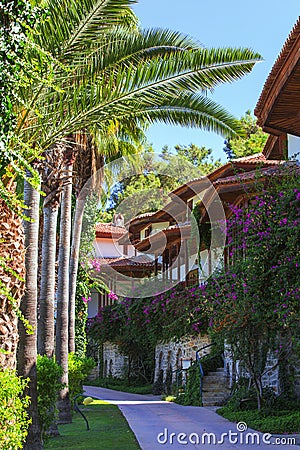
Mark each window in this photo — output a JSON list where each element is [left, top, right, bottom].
[[145, 225, 152, 237]]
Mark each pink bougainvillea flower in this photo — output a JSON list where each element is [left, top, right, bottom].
[[91, 259, 101, 272], [108, 291, 118, 301], [82, 296, 92, 304]]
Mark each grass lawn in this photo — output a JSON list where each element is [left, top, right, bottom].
[[85, 378, 152, 395], [45, 400, 140, 449]]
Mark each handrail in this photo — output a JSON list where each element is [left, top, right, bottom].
[[73, 394, 91, 431], [172, 367, 185, 396], [195, 343, 217, 406]]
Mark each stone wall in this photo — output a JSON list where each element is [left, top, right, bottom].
[[223, 346, 300, 396], [154, 334, 211, 383], [102, 342, 127, 378], [224, 346, 280, 392]]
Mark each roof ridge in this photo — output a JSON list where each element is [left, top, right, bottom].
[[255, 16, 300, 117], [231, 153, 265, 162]]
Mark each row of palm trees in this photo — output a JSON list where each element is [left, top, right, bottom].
[[2, 0, 262, 448]]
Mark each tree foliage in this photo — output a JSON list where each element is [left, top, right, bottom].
[[223, 110, 268, 159], [109, 143, 221, 217], [0, 369, 30, 450], [201, 168, 300, 408]]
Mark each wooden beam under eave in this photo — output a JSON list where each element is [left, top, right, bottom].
[[255, 20, 300, 128]]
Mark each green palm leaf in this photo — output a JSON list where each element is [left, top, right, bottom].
[[17, 1, 262, 155], [36, 0, 137, 57]]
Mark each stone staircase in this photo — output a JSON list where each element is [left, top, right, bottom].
[[202, 368, 230, 407]]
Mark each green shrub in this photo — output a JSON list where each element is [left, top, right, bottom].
[[36, 355, 63, 438], [68, 353, 95, 405], [0, 369, 30, 450], [152, 370, 165, 395], [225, 384, 257, 411], [174, 362, 201, 406], [272, 395, 300, 412], [217, 407, 300, 434]]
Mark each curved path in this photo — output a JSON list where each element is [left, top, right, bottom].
[[84, 386, 299, 449]]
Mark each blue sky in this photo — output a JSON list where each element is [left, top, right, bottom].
[[132, 1, 299, 162]]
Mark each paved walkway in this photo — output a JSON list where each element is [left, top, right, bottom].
[[84, 386, 299, 449]]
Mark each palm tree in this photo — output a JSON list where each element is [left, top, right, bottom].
[[55, 160, 73, 424], [68, 125, 144, 352], [15, 0, 262, 443], [37, 145, 65, 357], [17, 174, 43, 450]]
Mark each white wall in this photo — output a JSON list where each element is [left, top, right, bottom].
[[87, 290, 99, 318], [287, 134, 300, 160], [93, 238, 123, 258]]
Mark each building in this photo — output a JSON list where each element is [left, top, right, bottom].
[[89, 17, 300, 398], [88, 214, 157, 316]]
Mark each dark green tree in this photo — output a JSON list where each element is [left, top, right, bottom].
[[223, 110, 268, 159]]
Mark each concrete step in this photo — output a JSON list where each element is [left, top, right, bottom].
[[203, 386, 231, 392], [202, 393, 229, 401], [203, 390, 228, 397], [205, 371, 225, 378], [201, 367, 230, 406], [203, 375, 227, 382]]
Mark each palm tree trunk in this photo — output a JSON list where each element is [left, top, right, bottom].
[[0, 182, 25, 369], [37, 204, 58, 357], [17, 175, 43, 449], [68, 195, 86, 353], [56, 165, 72, 424]]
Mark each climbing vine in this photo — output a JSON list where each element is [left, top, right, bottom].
[[88, 167, 300, 409]]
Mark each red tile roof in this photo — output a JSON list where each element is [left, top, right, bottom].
[[96, 255, 155, 268], [217, 153, 284, 167], [169, 155, 283, 197], [213, 166, 282, 186], [95, 222, 126, 238]]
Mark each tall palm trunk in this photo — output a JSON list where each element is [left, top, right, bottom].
[[38, 144, 64, 356], [68, 195, 86, 353], [69, 139, 104, 353], [0, 182, 25, 369], [37, 204, 58, 357], [17, 175, 43, 449], [56, 164, 72, 424]]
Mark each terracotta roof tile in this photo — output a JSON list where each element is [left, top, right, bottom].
[[213, 164, 293, 186], [95, 222, 126, 238], [96, 255, 155, 268]]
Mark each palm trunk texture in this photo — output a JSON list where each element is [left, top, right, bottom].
[[56, 165, 72, 424], [68, 195, 86, 353], [37, 204, 58, 357], [17, 177, 43, 449]]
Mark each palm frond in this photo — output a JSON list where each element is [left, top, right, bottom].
[[36, 0, 137, 58], [71, 27, 202, 75]]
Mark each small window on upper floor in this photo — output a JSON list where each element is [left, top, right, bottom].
[[145, 225, 152, 237], [123, 244, 128, 256]]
